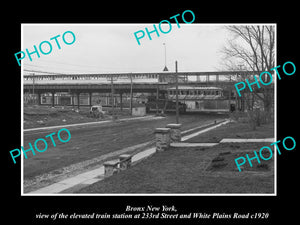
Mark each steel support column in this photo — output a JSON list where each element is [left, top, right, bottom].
[[76, 92, 80, 109], [37, 92, 41, 105], [51, 91, 55, 107], [120, 92, 123, 111], [89, 92, 92, 107]]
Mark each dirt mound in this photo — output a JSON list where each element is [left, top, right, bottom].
[[206, 151, 273, 172], [23, 106, 101, 129]]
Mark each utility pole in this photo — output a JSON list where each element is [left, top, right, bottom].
[[108, 75, 117, 121], [129, 73, 133, 116], [175, 60, 179, 124], [228, 75, 232, 113], [111, 76, 115, 120]]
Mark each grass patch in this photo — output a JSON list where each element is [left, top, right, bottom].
[[77, 142, 274, 194], [185, 121, 274, 143], [207, 150, 274, 172], [23, 105, 132, 129]]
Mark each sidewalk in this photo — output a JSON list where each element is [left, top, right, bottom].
[[220, 138, 274, 143], [24, 115, 164, 132], [27, 147, 158, 194]]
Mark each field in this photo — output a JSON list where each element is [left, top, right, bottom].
[[77, 122, 275, 194], [24, 105, 131, 129], [185, 122, 274, 143], [77, 144, 274, 194], [23, 104, 275, 194]]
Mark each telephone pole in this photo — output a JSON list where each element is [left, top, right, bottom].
[[129, 73, 133, 116], [108, 75, 117, 121], [175, 60, 179, 124]]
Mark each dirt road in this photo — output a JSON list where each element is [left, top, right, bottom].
[[24, 113, 227, 179]]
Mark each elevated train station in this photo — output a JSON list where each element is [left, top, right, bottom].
[[23, 71, 271, 112]]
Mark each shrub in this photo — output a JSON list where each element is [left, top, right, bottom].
[[230, 111, 248, 123], [230, 109, 273, 130]]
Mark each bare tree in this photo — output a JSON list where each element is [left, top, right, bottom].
[[221, 25, 275, 120]]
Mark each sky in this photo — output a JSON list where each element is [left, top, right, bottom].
[[22, 24, 231, 75]]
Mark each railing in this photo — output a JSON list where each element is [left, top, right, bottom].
[[23, 71, 259, 81]]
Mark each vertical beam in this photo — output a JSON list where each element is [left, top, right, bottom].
[[120, 92, 123, 111], [175, 60, 179, 124], [32, 73, 35, 95], [156, 83, 159, 115], [235, 91, 238, 111], [76, 92, 80, 109], [89, 92, 92, 107], [72, 93, 75, 108], [228, 76, 232, 113], [71, 92, 74, 108], [51, 91, 55, 107], [228, 89, 231, 112], [110, 76, 116, 120], [37, 92, 41, 105], [129, 74, 133, 115]]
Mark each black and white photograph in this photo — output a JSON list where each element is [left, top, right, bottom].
[[4, 4, 298, 225], [21, 23, 276, 195]]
